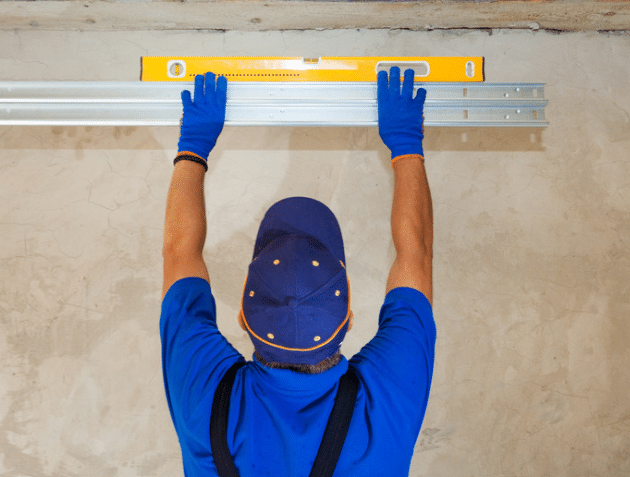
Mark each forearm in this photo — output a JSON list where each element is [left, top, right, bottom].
[[163, 160, 207, 258], [391, 156, 433, 263]]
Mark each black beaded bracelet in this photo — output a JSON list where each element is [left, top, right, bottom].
[[173, 154, 208, 172]]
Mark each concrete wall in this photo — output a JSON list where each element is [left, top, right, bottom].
[[1, 28, 629, 476]]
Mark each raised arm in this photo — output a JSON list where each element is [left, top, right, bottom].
[[378, 68, 433, 304], [162, 72, 227, 299]]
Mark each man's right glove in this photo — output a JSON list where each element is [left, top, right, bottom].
[[377, 67, 427, 162]]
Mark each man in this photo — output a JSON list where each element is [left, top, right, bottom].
[[161, 66, 436, 476]]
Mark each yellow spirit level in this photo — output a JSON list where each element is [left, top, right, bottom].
[[141, 56, 484, 82]]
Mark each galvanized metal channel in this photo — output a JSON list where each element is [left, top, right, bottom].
[[0, 82, 548, 127]]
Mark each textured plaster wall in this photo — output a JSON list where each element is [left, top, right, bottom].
[[1, 28, 629, 476]]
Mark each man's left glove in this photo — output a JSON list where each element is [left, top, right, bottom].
[[175, 72, 227, 171]]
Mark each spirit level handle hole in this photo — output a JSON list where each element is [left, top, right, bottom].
[[167, 60, 187, 79], [466, 61, 475, 78], [376, 61, 430, 78]]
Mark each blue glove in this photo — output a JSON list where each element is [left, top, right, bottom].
[[176, 72, 227, 168], [377, 67, 426, 161]]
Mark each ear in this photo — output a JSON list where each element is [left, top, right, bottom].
[[238, 310, 247, 332], [347, 310, 354, 332]]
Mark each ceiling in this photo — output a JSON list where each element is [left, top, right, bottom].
[[0, 0, 629, 32]]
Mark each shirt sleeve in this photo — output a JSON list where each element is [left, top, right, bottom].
[[349, 287, 436, 449], [160, 277, 245, 439]]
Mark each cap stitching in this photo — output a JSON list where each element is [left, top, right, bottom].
[[240, 274, 352, 352]]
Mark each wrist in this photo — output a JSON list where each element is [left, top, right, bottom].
[[174, 151, 208, 172], [391, 154, 425, 168]]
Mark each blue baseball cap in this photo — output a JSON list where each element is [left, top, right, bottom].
[[239, 197, 351, 366]]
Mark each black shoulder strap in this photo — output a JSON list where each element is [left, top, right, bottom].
[[210, 361, 247, 477], [308, 365, 359, 477], [210, 363, 359, 477]]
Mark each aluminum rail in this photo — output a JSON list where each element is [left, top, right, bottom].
[[0, 82, 548, 127]]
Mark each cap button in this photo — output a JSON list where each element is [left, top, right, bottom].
[[287, 297, 297, 308]]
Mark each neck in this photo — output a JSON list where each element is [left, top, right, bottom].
[[255, 351, 342, 374]]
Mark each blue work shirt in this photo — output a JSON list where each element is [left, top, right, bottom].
[[160, 277, 436, 477]]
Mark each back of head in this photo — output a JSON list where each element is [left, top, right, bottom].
[[239, 197, 352, 369]]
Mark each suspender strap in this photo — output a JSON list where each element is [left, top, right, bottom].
[[308, 365, 359, 477], [210, 361, 247, 477], [210, 362, 360, 477]]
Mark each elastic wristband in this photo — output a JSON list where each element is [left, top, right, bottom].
[[391, 154, 425, 168], [174, 152, 208, 172]]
